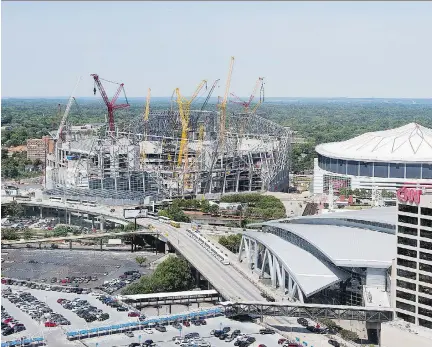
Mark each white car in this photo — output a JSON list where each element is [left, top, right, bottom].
[[143, 328, 153, 334]]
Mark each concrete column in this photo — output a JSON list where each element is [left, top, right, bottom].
[[168, 305, 172, 314], [100, 239, 103, 251], [100, 217, 104, 232], [38, 242, 42, 249], [68, 212, 71, 225], [40, 207, 43, 218], [253, 241, 258, 268], [195, 271, 200, 286], [236, 171, 240, 192], [91, 216, 95, 229], [69, 240, 72, 250], [281, 269, 286, 294], [270, 253, 277, 288]]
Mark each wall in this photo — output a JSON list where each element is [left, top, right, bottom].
[[381, 322, 432, 347]]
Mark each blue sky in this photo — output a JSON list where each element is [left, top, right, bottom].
[[2, 1, 432, 98]]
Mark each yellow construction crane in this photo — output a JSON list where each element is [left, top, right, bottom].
[[218, 57, 235, 146], [175, 80, 207, 167], [141, 88, 151, 165]]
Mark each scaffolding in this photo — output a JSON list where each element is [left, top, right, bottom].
[[46, 108, 292, 203]]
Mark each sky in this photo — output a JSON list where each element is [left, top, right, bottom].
[[2, 1, 432, 98]]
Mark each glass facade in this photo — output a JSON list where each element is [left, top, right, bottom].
[[317, 154, 432, 179]]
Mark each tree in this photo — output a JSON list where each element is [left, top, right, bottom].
[[52, 225, 71, 237], [158, 205, 190, 222], [122, 255, 194, 295], [1, 228, 19, 240], [219, 234, 242, 253], [340, 329, 359, 341], [135, 256, 147, 267], [209, 204, 219, 215], [23, 228, 34, 240], [200, 199, 211, 213], [4, 201, 24, 217]]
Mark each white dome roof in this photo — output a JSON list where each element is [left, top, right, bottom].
[[316, 122, 432, 163]]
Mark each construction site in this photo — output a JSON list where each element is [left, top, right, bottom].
[[44, 58, 292, 205]]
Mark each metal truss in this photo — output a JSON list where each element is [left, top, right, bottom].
[[47, 108, 292, 201], [224, 302, 394, 323]]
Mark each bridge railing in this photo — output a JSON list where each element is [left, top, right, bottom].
[[186, 229, 230, 265]]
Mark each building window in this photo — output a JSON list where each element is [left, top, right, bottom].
[[330, 158, 338, 173], [347, 161, 358, 176], [397, 312, 415, 323], [396, 300, 416, 313], [397, 290, 416, 302], [398, 236, 417, 248], [390, 163, 405, 178], [398, 215, 418, 225], [423, 164, 432, 179], [337, 160, 346, 174], [419, 274, 432, 285], [418, 307, 432, 319], [419, 262, 432, 273], [374, 162, 388, 178], [397, 269, 417, 280], [420, 240, 432, 251], [398, 225, 418, 237], [399, 204, 419, 214], [420, 252, 432, 262], [398, 247, 417, 258], [421, 219, 432, 228], [397, 279, 416, 291], [397, 258, 417, 269], [422, 207, 432, 217], [359, 162, 373, 177], [406, 164, 422, 179], [419, 296, 432, 308], [419, 285, 432, 296], [421, 229, 432, 240], [419, 318, 432, 329]]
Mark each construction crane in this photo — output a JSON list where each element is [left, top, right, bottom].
[[218, 57, 235, 146], [175, 80, 207, 167], [55, 77, 81, 141], [230, 77, 264, 112], [201, 79, 220, 111], [141, 88, 151, 165], [91, 74, 130, 133], [250, 80, 265, 113]]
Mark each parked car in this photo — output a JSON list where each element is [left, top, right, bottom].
[[297, 318, 308, 326], [44, 321, 57, 327], [128, 311, 140, 317], [124, 331, 134, 338], [259, 328, 275, 335], [328, 340, 340, 347]]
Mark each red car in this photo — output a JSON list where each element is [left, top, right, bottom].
[[57, 298, 66, 304], [258, 345, 267, 347], [183, 321, 190, 327], [44, 321, 57, 327], [128, 312, 140, 317], [278, 339, 286, 345]]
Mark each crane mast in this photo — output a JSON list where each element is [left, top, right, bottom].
[[141, 88, 151, 166], [219, 57, 235, 146], [201, 79, 220, 111]]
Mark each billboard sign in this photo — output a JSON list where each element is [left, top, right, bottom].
[[397, 186, 423, 204], [124, 208, 148, 219]]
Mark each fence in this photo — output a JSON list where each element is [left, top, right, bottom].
[[1, 337, 44, 347]]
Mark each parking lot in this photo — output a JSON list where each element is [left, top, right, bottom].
[[82, 315, 286, 347], [1, 249, 162, 290]]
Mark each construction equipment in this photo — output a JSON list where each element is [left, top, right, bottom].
[[91, 74, 130, 133], [218, 57, 235, 146], [230, 77, 264, 112], [201, 79, 220, 111], [251, 81, 265, 113], [55, 77, 81, 141], [141, 88, 152, 166], [175, 80, 207, 167]]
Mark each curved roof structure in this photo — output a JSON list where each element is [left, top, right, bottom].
[[265, 223, 395, 268], [316, 122, 432, 163], [244, 231, 348, 297]]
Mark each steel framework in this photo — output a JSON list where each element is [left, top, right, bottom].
[[46, 105, 292, 203], [223, 302, 394, 322]]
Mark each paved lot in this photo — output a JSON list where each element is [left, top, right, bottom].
[[2, 249, 162, 289], [83, 315, 284, 347]]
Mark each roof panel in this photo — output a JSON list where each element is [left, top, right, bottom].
[[264, 223, 395, 268], [244, 231, 347, 297], [316, 122, 432, 162]]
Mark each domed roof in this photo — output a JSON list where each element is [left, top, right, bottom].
[[316, 123, 432, 163]]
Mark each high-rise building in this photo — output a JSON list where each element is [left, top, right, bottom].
[[26, 138, 46, 162], [395, 185, 432, 329]]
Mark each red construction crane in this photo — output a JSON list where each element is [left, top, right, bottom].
[[230, 77, 264, 112], [91, 74, 130, 132]]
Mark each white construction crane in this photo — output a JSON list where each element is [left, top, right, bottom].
[[55, 76, 82, 141]]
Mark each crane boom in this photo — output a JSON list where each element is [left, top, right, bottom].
[[91, 74, 130, 133], [144, 88, 151, 121], [201, 79, 220, 111], [219, 57, 235, 145], [56, 76, 81, 141]]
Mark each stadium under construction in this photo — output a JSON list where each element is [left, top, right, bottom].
[[45, 59, 292, 204]]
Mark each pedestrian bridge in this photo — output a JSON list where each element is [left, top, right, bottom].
[[222, 301, 394, 323]]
